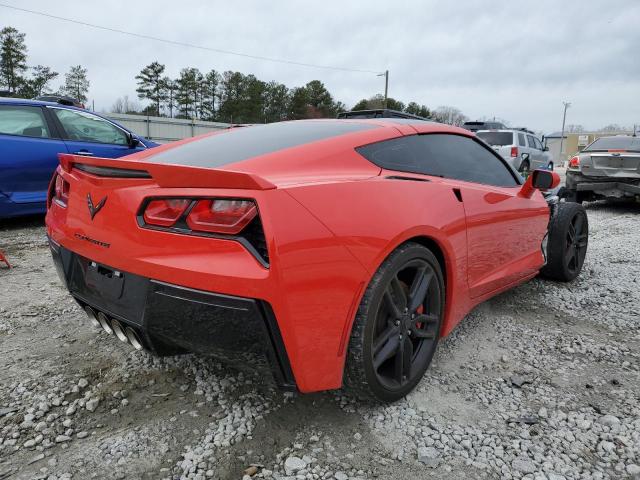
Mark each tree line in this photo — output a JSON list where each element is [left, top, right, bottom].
[[2, 24, 477, 126], [0, 27, 90, 103]]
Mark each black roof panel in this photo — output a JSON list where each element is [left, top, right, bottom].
[[148, 120, 378, 167]]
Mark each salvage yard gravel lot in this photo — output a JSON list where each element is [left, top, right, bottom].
[[1, 201, 639, 480]]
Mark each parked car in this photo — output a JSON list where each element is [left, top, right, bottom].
[[476, 129, 554, 174], [0, 98, 158, 219], [337, 108, 429, 121], [46, 118, 588, 402], [34, 95, 84, 108], [564, 135, 640, 203], [461, 120, 507, 132]]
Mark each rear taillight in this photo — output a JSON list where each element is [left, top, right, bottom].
[[569, 156, 580, 168], [143, 199, 190, 227], [52, 174, 70, 207], [141, 197, 258, 234], [139, 197, 267, 265], [186, 199, 257, 235], [510, 146, 518, 157]]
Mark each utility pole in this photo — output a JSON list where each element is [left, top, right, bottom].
[[377, 70, 389, 108], [559, 101, 571, 166]]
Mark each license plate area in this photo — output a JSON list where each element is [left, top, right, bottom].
[[85, 261, 125, 300]]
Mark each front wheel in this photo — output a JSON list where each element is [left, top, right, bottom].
[[540, 202, 588, 282], [345, 243, 444, 402]]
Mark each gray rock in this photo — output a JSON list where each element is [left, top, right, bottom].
[[55, 435, 71, 443], [626, 464, 640, 476], [598, 414, 620, 427], [417, 446, 440, 467], [334, 472, 348, 480], [284, 456, 306, 475], [512, 457, 536, 474], [85, 398, 100, 412]]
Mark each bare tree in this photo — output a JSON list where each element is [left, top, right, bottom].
[[432, 106, 468, 126], [111, 95, 140, 114], [565, 124, 585, 133]]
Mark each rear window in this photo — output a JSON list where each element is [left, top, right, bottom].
[[476, 131, 513, 146], [584, 136, 640, 152], [149, 121, 377, 167]]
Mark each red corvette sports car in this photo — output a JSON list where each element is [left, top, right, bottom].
[[46, 119, 588, 401]]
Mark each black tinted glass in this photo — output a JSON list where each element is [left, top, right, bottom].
[[150, 121, 377, 167], [476, 131, 513, 146], [357, 134, 518, 187], [584, 136, 640, 152]]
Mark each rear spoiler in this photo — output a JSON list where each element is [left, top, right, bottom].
[[58, 154, 276, 190]]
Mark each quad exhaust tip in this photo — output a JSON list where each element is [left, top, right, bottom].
[[83, 305, 144, 351], [97, 311, 113, 335], [110, 318, 129, 343], [125, 327, 143, 351], [84, 306, 101, 329]]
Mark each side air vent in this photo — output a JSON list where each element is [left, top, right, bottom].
[[242, 216, 269, 265], [385, 175, 431, 183], [74, 163, 152, 179]]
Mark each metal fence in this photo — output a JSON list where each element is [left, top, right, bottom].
[[107, 113, 231, 143]]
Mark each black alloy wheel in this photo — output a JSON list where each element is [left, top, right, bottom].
[[540, 202, 589, 282], [565, 210, 588, 277], [345, 243, 444, 402]]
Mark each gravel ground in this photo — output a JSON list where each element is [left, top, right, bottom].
[[1, 200, 639, 480]]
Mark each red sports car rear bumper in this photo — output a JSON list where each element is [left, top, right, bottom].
[[49, 238, 296, 388]]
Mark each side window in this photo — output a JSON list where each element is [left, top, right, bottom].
[[534, 138, 544, 150], [518, 133, 526, 146], [357, 134, 519, 187], [52, 108, 128, 145], [0, 105, 51, 138], [527, 135, 537, 149]]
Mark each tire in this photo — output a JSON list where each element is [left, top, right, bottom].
[[519, 160, 530, 176], [540, 202, 588, 282], [344, 243, 444, 402]]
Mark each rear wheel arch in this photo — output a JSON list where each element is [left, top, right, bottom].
[[338, 233, 452, 360]]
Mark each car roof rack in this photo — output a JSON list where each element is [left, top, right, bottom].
[[34, 94, 82, 107], [337, 109, 429, 121], [512, 127, 536, 134]]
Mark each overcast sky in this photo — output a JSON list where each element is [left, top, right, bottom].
[[2, 0, 639, 132]]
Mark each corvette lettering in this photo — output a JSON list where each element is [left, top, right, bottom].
[[74, 233, 110, 248]]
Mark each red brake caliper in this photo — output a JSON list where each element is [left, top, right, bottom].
[[416, 304, 424, 329]]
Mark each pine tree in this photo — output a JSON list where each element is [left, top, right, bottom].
[[61, 65, 90, 103], [135, 61, 167, 117], [199, 70, 220, 120], [175, 68, 202, 118], [263, 81, 290, 123], [0, 26, 28, 94]]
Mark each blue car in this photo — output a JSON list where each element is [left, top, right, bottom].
[[0, 98, 158, 219]]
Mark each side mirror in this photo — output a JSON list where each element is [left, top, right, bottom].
[[518, 169, 560, 198], [127, 132, 141, 149]]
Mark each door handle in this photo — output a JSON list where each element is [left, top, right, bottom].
[[73, 151, 94, 156]]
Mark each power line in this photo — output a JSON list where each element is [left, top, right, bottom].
[[0, 2, 383, 75]]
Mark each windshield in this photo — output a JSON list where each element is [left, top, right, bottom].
[[584, 136, 640, 152], [476, 131, 513, 146]]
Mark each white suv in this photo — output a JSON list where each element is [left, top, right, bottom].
[[476, 129, 554, 174]]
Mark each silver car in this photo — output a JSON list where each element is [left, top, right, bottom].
[[565, 135, 640, 203], [476, 129, 554, 174]]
